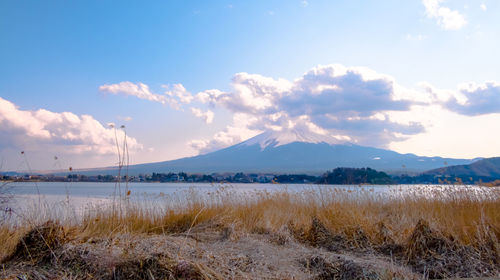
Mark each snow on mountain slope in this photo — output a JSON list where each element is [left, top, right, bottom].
[[240, 128, 347, 149]]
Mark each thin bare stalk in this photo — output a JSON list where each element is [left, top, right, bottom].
[[21, 152, 40, 206], [121, 125, 130, 206]]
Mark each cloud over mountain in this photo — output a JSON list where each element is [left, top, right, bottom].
[[190, 65, 427, 152]]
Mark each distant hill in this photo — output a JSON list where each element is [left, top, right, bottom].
[[75, 129, 473, 175], [424, 157, 500, 179]]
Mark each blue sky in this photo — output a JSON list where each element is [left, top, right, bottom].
[[1, 0, 500, 170]]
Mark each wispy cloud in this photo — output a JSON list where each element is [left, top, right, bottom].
[[100, 81, 198, 109], [101, 81, 216, 125], [99, 81, 179, 108], [117, 116, 133, 122], [422, 0, 467, 30], [480, 3, 487, 11]]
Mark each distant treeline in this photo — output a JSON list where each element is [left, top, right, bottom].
[[2, 167, 499, 185], [317, 168, 393, 184]]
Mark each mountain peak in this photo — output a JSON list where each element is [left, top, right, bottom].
[[77, 127, 474, 175], [239, 128, 346, 149]]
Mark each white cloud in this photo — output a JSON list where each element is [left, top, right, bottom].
[[101, 82, 222, 126], [188, 64, 428, 152], [416, 81, 500, 116], [445, 81, 500, 115], [190, 107, 214, 124], [0, 97, 142, 156], [189, 113, 260, 154], [422, 0, 467, 30], [301, 0, 309, 7], [188, 64, 500, 155], [100, 81, 236, 127], [99, 81, 180, 109], [195, 89, 226, 106], [480, 3, 487, 11], [163, 83, 194, 104], [100, 81, 175, 106]]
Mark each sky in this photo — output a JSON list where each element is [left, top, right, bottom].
[[1, 0, 500, 171]]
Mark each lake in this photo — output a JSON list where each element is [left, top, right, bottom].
[[0, 182, 495, 224]]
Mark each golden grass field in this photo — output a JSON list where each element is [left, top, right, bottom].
[[0, 185, 499, 279]]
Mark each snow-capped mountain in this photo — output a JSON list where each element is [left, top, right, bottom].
[[82, 129, 474, 175], [241, 129, 345, 149]]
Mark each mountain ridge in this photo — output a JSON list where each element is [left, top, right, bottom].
[[71, 129, 474, 175], [424, 157, 500, 178]]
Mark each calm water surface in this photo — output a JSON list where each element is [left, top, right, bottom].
[[4, 181, 488, 197], [0, 182, 494, 224]]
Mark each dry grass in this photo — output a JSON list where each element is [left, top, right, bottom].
[[72, 187, 500, 247], [482, 179, 500, 187], [0, 185, 499, 279]]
